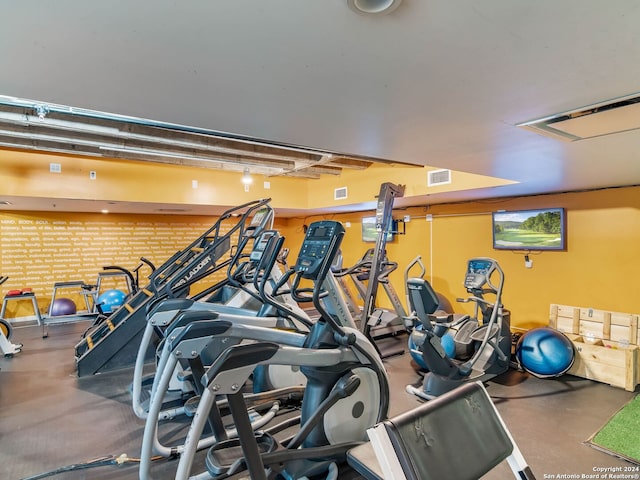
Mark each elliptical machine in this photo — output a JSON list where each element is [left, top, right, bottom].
[[132, 227, 311, 421], [169, 220, 389, 480], [406, 258, 512, 400], [138, 229, 317, 480]]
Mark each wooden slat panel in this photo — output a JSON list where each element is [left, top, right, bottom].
[[549, 304, 558, 329], [611, 312, 635, 327], [578, 320, 604, 339], [566, 333, 638, 391], [551, 305, 639, 345], [580, 307, 607, 323]]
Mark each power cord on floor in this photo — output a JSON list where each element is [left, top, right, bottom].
[[20, 453, 164, 480]]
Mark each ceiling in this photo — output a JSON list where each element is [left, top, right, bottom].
[[1, 0, 640, 214]]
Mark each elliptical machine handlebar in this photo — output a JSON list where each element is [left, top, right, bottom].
[[456, 296, 498, 306], [458, 259, 506, 373], [378, 260, 398, 281]]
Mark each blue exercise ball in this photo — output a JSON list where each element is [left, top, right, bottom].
[[98, 289, 126, 314], [409, 327, 456, 370], [440, 332, 456, 358], [516, 327, 575, 378], [50, 298, 77, 316]]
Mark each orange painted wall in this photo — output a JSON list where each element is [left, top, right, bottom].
[[0, 149, 307, 209], [2, 187, 639, 328], [2, 148, 639, 329], [0, 149, 513, 212], [304, 163, 515, 210], [0, 209, 288, 319], [280, 186, 640, 331]]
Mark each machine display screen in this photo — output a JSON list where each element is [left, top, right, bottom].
[[312, 227, 328, 238], [467, 259, 492, 274], [295, 221, 343, 279]]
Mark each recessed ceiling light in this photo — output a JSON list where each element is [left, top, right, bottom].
[[101, 209, 109, 214], [347, 0, 402, 15]]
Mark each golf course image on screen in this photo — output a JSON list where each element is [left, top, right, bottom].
[[492, 208, 565, 250]]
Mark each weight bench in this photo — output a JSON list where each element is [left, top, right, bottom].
[[347, 381, 535, 480]]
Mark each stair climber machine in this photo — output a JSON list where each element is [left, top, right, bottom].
[[406, 258, 512, 400], [74, 198, 273, 377], [143, 220, 389, 480], [78, 257, 157, 337], [359, 182, 407, 357], [132, 226, 312, 423]]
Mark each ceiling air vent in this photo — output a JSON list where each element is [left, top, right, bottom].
[[334, 186, 348, 200], [518, 92, 640, 141], [427, 169, 451, 187]]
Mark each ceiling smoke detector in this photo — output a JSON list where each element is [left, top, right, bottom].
[[347, 0, 403, 15]]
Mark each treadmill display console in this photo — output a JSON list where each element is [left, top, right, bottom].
[[295, 221, 345, 279]]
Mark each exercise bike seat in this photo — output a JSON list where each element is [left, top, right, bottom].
[[406, 278, 440, 323]]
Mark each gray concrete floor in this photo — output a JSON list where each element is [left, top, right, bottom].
[[0, 321, 637, 480]]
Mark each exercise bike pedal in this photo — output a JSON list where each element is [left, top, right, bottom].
[[205, 431, 277, 477]]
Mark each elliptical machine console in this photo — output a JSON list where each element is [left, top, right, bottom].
[[464, 259, 496, 290], [294, 222, 340, 278]]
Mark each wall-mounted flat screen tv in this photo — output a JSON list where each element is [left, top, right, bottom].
[[492, 208, 566, 251], [362, 216, 394, 243]]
